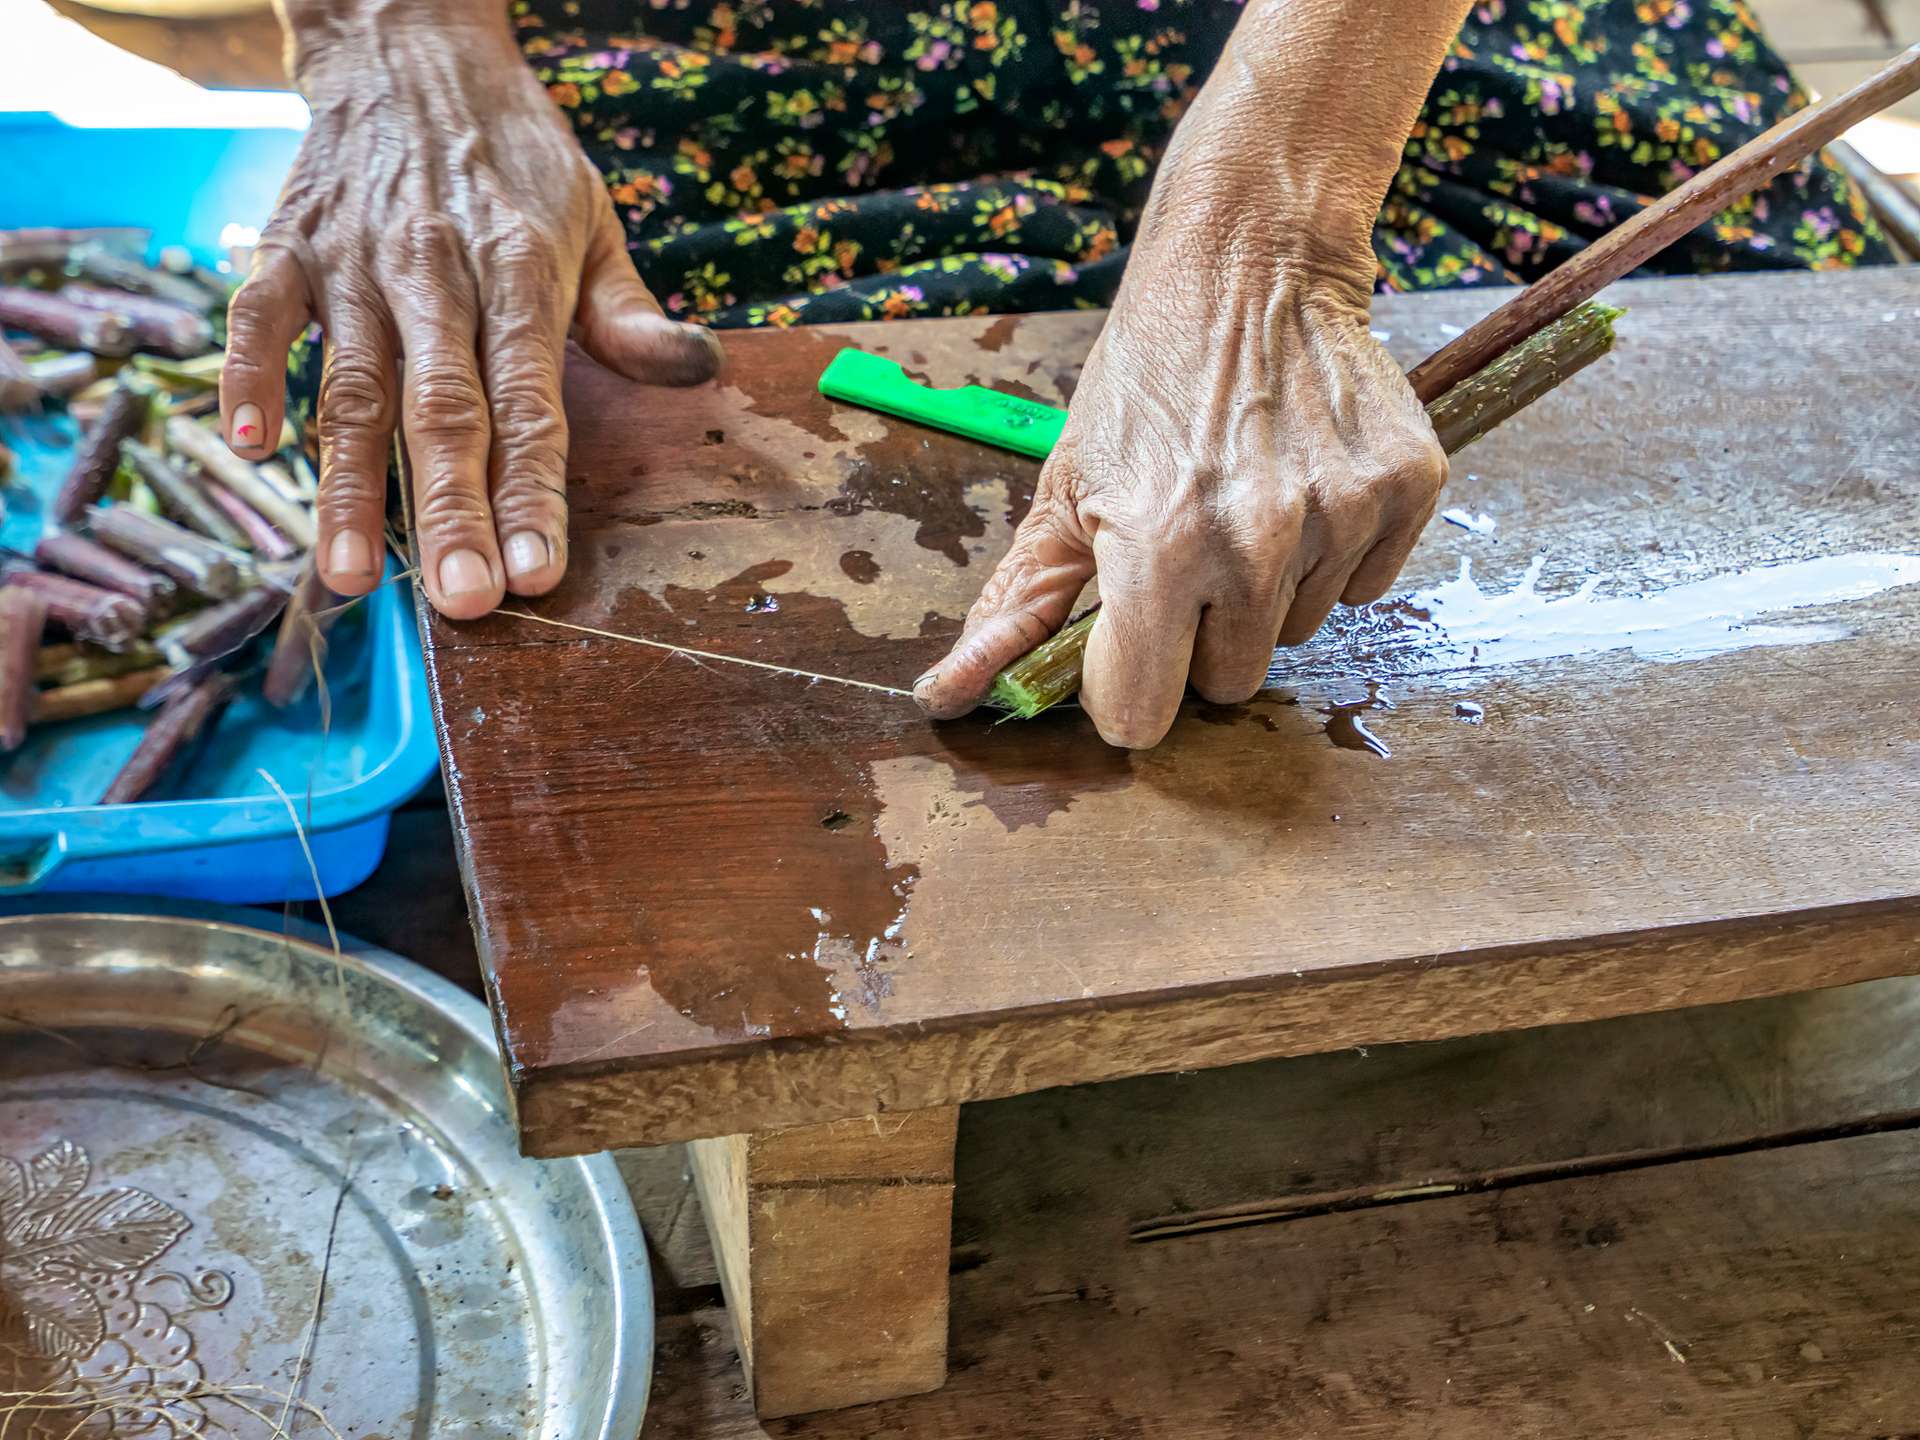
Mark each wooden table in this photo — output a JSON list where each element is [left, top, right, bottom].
[[420, 266, 1920, 1418]]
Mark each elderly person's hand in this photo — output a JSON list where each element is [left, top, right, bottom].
[[915, 0, 1469, 747], [221, 0, 721, 619]]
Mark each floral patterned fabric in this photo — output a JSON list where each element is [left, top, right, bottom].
[[512, 0, 1892, 327]]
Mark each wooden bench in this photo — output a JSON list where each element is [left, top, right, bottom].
[[418, 265, 1920, 1418]]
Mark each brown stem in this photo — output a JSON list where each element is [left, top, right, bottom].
[[35, 666, 169, 725], [0, 569, 150, 651], [87, 505, 246, 600], [1405, 43, 1920, 403], [35, 640, 165, 688], [59, 284, 214, 358], [34, 532, 179, 610], [99, 672, 236, 804], [0, 337, 39, 414], [0, 589, 47, 751], [121, 439, 252, 550], [263, 563, 347, 708], [54, 382, 151, 524], [0, 287, 131, 356]]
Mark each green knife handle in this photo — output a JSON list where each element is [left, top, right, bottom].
[[818, 347, 1067, 460]]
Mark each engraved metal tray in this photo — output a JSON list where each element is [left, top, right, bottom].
[[0, 901, 651, 1440]]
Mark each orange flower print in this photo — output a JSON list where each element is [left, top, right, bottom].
[[547, 81, 581, 108]]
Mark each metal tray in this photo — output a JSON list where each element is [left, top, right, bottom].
[[0, 901, 651, 1440]]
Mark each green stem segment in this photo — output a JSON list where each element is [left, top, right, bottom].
[[986, 299, 1625, 719]]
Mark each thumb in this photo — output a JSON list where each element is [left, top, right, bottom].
[[914, 492, 1094, 719], [576, 207, 725, 387]]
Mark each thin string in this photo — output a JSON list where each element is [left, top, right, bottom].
[[497, 608, 917, 699]]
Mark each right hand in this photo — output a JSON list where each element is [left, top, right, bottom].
[[221, 5, 723, 619]]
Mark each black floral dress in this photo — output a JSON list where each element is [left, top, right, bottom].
[[511, 0, 1893, 328]]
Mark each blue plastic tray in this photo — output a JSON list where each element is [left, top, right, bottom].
[[0, 112, 439, 902]]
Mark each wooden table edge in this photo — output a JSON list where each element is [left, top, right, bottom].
[[507, 892, 1920, 1156]]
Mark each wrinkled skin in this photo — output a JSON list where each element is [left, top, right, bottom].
[[237, 0, 1468, 748], [909, 0, 1471, 747], [220, 15, 722, 619], [912, 270, 1445, 746]]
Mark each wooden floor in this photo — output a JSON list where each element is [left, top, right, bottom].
[[319, 806, 1920, 1438]]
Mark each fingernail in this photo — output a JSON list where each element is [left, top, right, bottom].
[[326, 529, 376, 579], [503, 530, 550, 580], [912, 668, 939, 707], [438, 548, 493, 597], [230, 403, 264, 451]]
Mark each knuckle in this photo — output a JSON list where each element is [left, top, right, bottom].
[[414, 481, 493, 533], [408, 371, 491, 443], [319, 358, 395, 431], [1344, 571, 1394, 606], [219, 349, 276, 392], [1378, 434, 1448, 496], [481, 227, 564, 287], [392, 214, 467, 270], [315, 465, 384, 512]]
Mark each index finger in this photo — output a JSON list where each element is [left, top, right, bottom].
[[913, 474, 1094, 719]]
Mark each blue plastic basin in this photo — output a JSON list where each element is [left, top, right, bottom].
[[0, 111, 439, 902]]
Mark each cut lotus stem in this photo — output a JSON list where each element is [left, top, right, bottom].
[[0, 567, 150, 650], [158, 584, 288, 669], [0, 226, 149, 269], [165, 416, 317, 548], [0, 287, 132, 355], [67, 244, 216, 313], [130, 352, 225, 391], [88, 504, 246, 600], [35, 665, 169, 725], [156, 246, 234, 306], [257, 460, 307, 507], [0, 336, 39, 413], [987, 611, 1098, 718], [36, 640, 165, 688], [98, 671, 235, 804], [0, 588, 48, 750], [121, 439, 252, 549], [264, 563, 346, 708], [1424, 301, 1624, 453], [27, 351, 101, 399], [205, 481, 297, 559], [55, 382, 152, 524], [286, 453, 319, 500], [985, 300, 1626, 719], [60, 283, 214, 358], [34, 531, 178, 610]]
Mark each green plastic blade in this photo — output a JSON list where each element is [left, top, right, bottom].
[[818, 347, 1067, 459]]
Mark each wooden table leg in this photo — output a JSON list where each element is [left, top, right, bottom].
[[687, 1104, 960, 1418]]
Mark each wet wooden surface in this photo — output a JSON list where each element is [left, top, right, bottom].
[[421, 266, 1920, 1155]]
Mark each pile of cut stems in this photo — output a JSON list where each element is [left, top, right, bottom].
[[0, 228, 345, 801]]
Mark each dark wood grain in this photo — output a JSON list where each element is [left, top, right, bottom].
[[649, 1130, 1920, 1439], [640, 973, 1920, 1438], [423, 267, 1920, 1155]]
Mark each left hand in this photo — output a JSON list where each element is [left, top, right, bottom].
[[912, 264, 1445, 748]]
